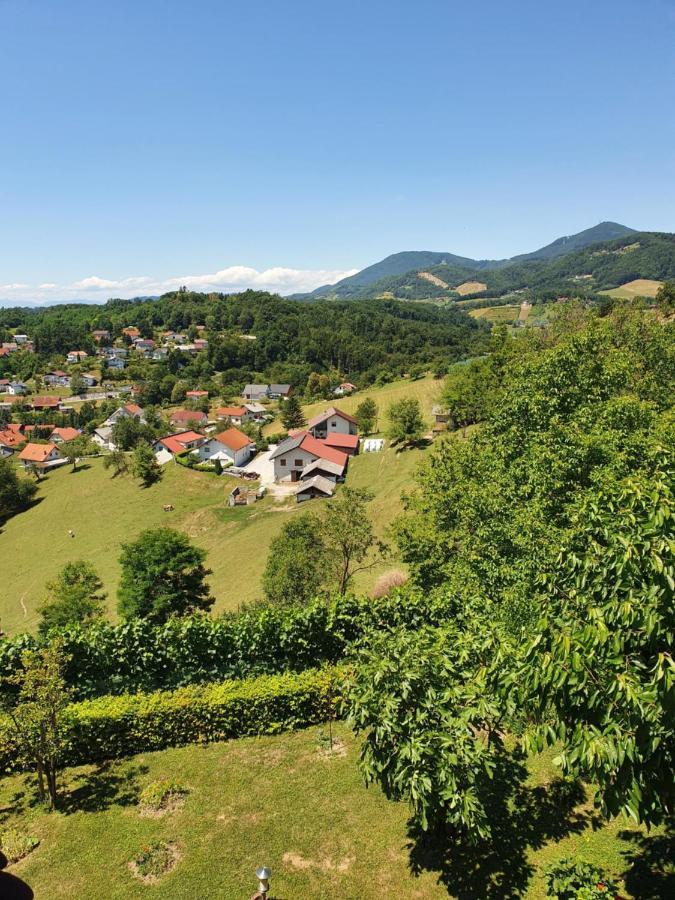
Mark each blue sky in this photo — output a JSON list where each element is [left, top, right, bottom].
[[1, 0, 674, 303]]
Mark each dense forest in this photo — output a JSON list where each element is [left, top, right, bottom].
[[0, 291, 490, 387]]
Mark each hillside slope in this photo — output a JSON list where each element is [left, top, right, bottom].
[[303, 222, 637, 298], [329, 232, 675, 302]]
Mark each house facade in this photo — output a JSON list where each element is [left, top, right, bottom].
[[307, 407, 358, 438], [192, 427, 253, 467], [270, 432, 348, 483], [18, 442, 64, 469]]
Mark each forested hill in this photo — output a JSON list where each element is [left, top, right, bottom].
[[313, 231, 675, 303], [300, 221, 637, 298], [0, 292, 490, 383]]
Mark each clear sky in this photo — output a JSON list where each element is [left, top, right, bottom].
[[1, 0, 674, 304]]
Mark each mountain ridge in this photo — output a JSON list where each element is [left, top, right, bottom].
[[299, 222, 637, 299]]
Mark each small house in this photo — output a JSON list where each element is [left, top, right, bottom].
[[153, 430, 206, 456], [66, 350, 89, 363], [214, 405, 251, 426], [193, 427, 254, 467], [270, 432, 348, 483], [243, 384, 270, 402], [307, 407, 358, 439], [18, 442, 64, 469], [268, 384, 292, 400], [295, 475, 335, 503], [169, 409, 208, 429], [44, 371, 70, 387]]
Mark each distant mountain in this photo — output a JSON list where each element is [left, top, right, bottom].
[[507, 221, 637, 264], [332, 231, 675, 303], [300, 222, 637, 299]]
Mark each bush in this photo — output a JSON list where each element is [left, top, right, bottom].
[[0, 667, 341, 771], [130, 840, 179, 882], [545, 857, 619, 899], [0, 592, 448, 702], [371, 569, 408, 598], [139, 777, 188, 814], [0, 828, 40, 864], [266, 431, 288, 444]]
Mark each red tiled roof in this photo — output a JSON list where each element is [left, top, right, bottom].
[[186, 390, 208, 397], [307, 406, 358, 429], [32, 396, 61, 408], [123, 403, 143, 416], [18, 442, 60, 462], [51, 427, 81, 442], [212, 427, 252, 451], [298, 432, 348, 467], [170, 409, 207, 423], [320, 432, 359, 450], [0, 428, 22, 448], [157, 431, 205, 454], [215, 406, 247, 418]]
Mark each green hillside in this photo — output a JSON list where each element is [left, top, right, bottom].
[[333, 232, 675, 302], [303, 222, 638, 299]]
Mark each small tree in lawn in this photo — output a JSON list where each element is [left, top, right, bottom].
[[69, 373, 87, 397], [117, 527, 214, 622], [2, 639, 71, 810], [262, 513, 325, 607], [355, 397, 378, 435], [213, 458, 223, 475], [131, 444, 162, 487], [386, 397, 425, 446], [281, 395, 306, 430], [0, 455, 37, 522], [38, 560, 106, 635], [103, 449, 128, 478], [319, 487, 385, 594]]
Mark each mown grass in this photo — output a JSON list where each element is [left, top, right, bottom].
[[599, 279, 663, 300], [262, 374, 442, 437], [0, 460, 295, 633], [0, 723, 665, 899], [0, 439, 436, 634]]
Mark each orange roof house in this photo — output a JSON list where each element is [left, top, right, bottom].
[[18, 442, 63, 468]]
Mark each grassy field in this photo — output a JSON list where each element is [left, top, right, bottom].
[[262, 375, 442, 437], [453, 280, 487, 296], [469, 304, 521, 324], [0, 439, 434, 634], [600, 279, 663, 299], [1, 723, 664, 899]]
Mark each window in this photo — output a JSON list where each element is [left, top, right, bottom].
[[280, 458, 287, 466], [294, 459, 303, 467], [330, 420, 337, 428]]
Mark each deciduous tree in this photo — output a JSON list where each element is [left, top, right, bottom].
[[117, 528, 213, 622]]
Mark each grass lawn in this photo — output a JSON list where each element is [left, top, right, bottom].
[[0, 723, 665, 899], [262, 375, 442, 437], [0, 439, 436, 634], [599, 279, 663, 300], [0, 460, 298, 633]]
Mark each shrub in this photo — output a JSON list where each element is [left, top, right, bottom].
[[0, 666, 342, 771], [371, 569, 408, 598], [0, 828, 40, 864], [545, 857, 619, 899], [0, 592, 448, 703], [139, 778, 188, 815], [130, 840, 179, 882]]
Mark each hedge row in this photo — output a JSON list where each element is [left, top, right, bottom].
[[0, 666, 341, 773], [0, 592, 449, 702]]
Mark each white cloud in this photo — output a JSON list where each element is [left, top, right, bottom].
[[0, 265, 357, 306]]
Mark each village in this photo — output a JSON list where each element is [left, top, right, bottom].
[[0, 323, 437, 510]]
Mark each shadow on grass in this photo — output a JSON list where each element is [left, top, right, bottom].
[[406, 753, 594, 899], [0, 851, 33, 899], [60, 761, 149, 814], [68, 463, 92, 474], [619, 822, 675, 899], [0, 762, 148, 821]]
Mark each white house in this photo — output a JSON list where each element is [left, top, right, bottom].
[[214, 405, 251, 426], [7, 381, 28, 395], [192, 427, 254, 468], [17, 442, 64, 469], [44, 370, 70, 387], [270, 432, 348, 483], [102, 403, 146, 428], [307, 407, 358, 439], [92, 426, 115, 451], [66, 350, 89, 363]]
